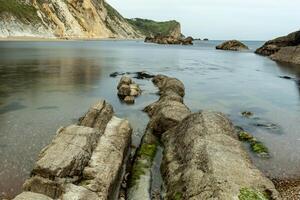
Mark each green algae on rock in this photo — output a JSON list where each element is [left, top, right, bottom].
[[239, 188, 269, 200], [235, 126, 270, 158]]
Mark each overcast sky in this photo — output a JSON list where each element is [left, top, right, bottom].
[[107, 0, 300, 40]]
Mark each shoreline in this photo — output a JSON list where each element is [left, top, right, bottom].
[[0, 36, 144, 42]]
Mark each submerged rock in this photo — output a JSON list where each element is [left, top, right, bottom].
[[241, 111, 254, 118], [255, 30, 300, 65], [110, 71, 155, 79], [216, 40, 249, 51], [235, 126, 270, 158]]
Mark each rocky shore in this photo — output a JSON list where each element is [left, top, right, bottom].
[[216, 40, 249, 51], [255, 30, 300, 65], [12, 74, 297, 200]]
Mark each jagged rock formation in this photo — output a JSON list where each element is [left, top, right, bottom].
[[127, 18, 181, 38], [14, 100, 132, 199], [255, 30, 300, 65], [145, 35, 193, 45], [216, 40, 249, 51]]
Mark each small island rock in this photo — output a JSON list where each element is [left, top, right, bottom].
[[216, 40, 249, 51]]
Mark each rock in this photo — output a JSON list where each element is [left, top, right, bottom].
[[241, 111, 254, 118], [110, 72, 125, 78], [23, 176, 64, 199], [144, 75, 190, 134], [144, 35, 193, 45], [118, 85, 131, 97], [161, 111, 280, 199], [133, 71, 155, 79], [82, 116, 132, 200], [216, 40, 249, 51], [124, 96, 135, 104], [203, 38, 209, 41], [13, 192, 53, 200], [117, 76, 132, 89], [256, 30, 300, 56], [117, 76, 141, 104], [152, 74, 185, 97], [32, 125, 99, 178], [255, 30, 300, 65], [279, 76, 293, 80], [270, 46, 300, 65], [19, 101, 133, 200], [61, 184, 99, 200], [79, 100, 114, 133], [181, 36, 194, 45], [109, 71, 155, 79]]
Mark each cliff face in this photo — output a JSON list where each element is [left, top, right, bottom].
[[0, 0, 143, 39]]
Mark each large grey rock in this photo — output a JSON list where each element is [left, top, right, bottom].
[[161, 111, 281, 200], [13, 192, 53, 200], [32, 125, 99, 178], [82, 116, 132, 199], [271, 46, 300, 65], [216, 40, 249, 51], [79, 100, 114, 133]]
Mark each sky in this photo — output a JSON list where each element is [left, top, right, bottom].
[[107, 0, 300, 41]]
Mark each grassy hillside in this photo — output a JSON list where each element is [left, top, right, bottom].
[[0, 0, 39, 23], [126, 18, 180, 37]]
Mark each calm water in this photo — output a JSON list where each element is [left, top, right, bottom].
[[0, 40, 300, 198]]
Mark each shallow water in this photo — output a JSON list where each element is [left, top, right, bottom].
[[0, 40, 299, 198]]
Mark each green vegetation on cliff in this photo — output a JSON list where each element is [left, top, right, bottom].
[[127, 18, 180, 37], [0, 0, 39, 23]]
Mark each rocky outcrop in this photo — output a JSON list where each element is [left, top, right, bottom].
[[117, 76, 141, 104], [256, 31, 300, 56], [145, 35, 193, 45], [14, 100, 132, 200], [127, 18, 182, 38], [139, 75, 280, 200], [127, 75, 190, 200], [216, 40, 249, 51], [255, 30, 300, 65]]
